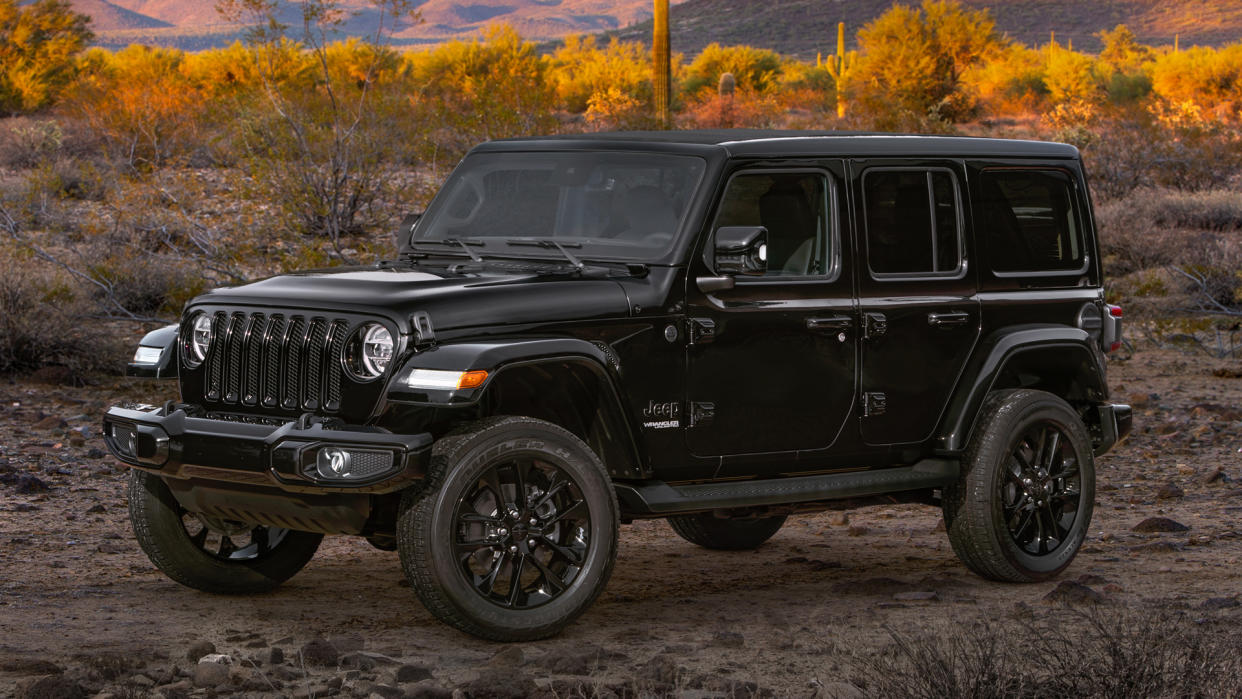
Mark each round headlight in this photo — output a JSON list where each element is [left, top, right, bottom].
[[188, 313, 213, 365], [360, 324, 393, 377]]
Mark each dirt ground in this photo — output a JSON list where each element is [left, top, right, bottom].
[[1, 347, 1241, 698]]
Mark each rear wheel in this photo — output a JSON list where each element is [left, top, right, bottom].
[[397, 417, 618, 641], [127, 470, 322, 593], [667, 513, 787, 550], [943, 389, 1095, 582]]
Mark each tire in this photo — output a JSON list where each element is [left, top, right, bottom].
[[128, 470, 323, 594], [943, 389, 1095, 582], [396, 416, 619, 641], [667, 513, 787, 550]]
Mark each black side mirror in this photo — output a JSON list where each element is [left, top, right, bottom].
[[714, 226, 768, 276]]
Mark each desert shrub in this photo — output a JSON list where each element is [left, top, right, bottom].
[[0, 0, 93, 114], [683, 43, 783, 95], [1150, 44, 1242, 122], [0, 249, 124, 375], [0, 118, 63, 168], [550, 35, 653, 115], [855, 609, 1242, 699], [965, 44, 1047, 116]]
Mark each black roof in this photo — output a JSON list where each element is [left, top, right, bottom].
[[476, 129, 1080, 159]]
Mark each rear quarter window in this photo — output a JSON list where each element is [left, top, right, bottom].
[[978, 169, 1085, 274]]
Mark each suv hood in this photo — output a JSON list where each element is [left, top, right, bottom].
[[191, 265, 633, 332]]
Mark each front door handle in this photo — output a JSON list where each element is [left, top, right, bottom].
[[806, 316, 853, 332], [928, 311, 971, 328]]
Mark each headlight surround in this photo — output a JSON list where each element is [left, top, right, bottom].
[[184, 313, 213, 367], [345, 323, 394, 380]]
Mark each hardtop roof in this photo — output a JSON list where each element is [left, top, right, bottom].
[[475, 129, 1080, 159]]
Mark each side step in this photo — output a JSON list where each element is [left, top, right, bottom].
[[614, 459, 958, 516]]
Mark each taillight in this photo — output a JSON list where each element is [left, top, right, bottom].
[[1106, 304, 1123, 352]]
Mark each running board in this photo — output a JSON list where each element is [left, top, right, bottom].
[[614, 459, 958, 516]]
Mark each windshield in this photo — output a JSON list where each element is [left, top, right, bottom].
[[412, 151, 707, 262]]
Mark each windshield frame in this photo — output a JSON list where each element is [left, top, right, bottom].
[[404, 144, 726, 267]]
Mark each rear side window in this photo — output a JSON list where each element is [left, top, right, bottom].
[[978, 169, 1083, 273], [863, 169, 962, 277]]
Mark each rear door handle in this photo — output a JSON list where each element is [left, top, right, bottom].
[[806, 316, 853, 332], [928, 311, 970, 328]]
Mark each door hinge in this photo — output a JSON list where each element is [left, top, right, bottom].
[[863, 392, 887, 417], [690, 401, 715, 427], [688, 317, 716, 345], [411, 311, 435, 348], [863, 312, 887, 341]]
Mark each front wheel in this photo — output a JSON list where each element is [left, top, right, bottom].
[[128, 470, 323, 593], [397, 417, 619, 641], [943, 389, 1095, 582]]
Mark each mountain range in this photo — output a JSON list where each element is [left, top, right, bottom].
[[78, 0, 1242, 54]]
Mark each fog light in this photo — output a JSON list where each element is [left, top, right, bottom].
[[110, 424, 138, 458], [317, 447, 352, 479], [312, 447, 395, 481]]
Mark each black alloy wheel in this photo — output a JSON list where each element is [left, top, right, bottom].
[[397, 416, 619, 641], [452, 457, 591, 610], [944, 389, 1095, 583], [1001, 423, 1083, 556]]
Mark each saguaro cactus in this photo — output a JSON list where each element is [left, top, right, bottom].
[[824, 21, 855, 119], [653, 0, 671, 128], [718, 71, 735, 127]]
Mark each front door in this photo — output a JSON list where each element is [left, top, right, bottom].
[[851, 160, 980, 446], [685, 164, 857, 468]]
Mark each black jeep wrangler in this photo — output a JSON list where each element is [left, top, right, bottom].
[[104, 130, 1131, 641]]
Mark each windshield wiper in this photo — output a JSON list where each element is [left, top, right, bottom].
[[504, 238, 585, 270], [411, 238, 484, 262]]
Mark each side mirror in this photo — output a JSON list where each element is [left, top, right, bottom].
[[714, 226, 768, 276]]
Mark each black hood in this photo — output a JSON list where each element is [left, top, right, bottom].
[[190, 265, 634, 333]]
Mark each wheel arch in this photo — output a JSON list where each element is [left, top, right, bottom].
[[937, 326, 1108, 454], [386, 338, 646, 480]]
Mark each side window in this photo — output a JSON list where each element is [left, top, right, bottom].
[[714, 171, 833, 278], [863, 169, 962, 277], [979, 169, 1083, 273]]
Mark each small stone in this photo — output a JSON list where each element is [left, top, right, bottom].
[[16, 675, 85, 699], [1201, 597, 1240, 610], [1156, 482, 1185, 500], [199, 653, 232, 665], [404, 683, 454, 699], [395, 664, 433, 683], [300, 638, 339, 667], [846, 525, 868, 537], [268, 647, 284, 665], [85, 448, 106, 460], [130, 674, 154, 687], [828, 512, 849, 526], [486, 646, 524, 667], [893, 590, 939, 602], [193, 662, 230, 688], [819, 681, 867, 699], [709, 630, 744, 648], [13, 474, 48, 494], [339, 651, 377, 671], [1043, 581, 1103, 605], [1202, 466, 1226, 484], [32, 416, 67, 431], [85, 504, 106, 514], [1132, 517, 1190, 533]]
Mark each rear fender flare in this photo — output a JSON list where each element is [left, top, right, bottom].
[[937, 326, 1106, 453]]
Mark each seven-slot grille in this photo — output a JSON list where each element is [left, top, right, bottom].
[[192, 311, 351, 413]]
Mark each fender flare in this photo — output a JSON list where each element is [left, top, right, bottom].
[[936, 326, 1106, 453], [385, 338, 645, 478], [127, 324, 179, 379]]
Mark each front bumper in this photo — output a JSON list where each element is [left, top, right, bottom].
[[102, 404, 432, 495], [1094, 402, 1133, 456]]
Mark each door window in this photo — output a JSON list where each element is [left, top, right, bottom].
[[713, 171, 834, 278], [863, 169, 962, 277]]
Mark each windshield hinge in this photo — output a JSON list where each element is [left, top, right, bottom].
[[411, 311, 435, 348]]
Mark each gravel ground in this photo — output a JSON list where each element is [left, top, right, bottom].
[[1, 347, 1240, 698]]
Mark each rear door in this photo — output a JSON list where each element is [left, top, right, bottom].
[[851, 160, 981, 446]]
